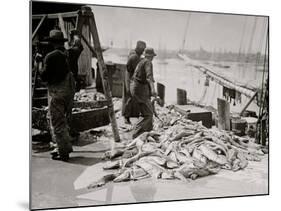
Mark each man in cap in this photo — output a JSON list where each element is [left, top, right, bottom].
[[122, 40, 146, 124], [130, 47, 157, 139], [40, 29, 76, 161]]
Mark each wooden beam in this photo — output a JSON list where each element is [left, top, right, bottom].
[[32, 15, 46, 40], [32, 11, 78, 20], [58, 14, 70, 49], [85, 7, 120, 142], [240, 91, 258, 116]]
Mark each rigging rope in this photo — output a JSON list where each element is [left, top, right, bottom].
[[256, 25, 268, 144], [258, 27, 268, 116], [237, 17, 247, 63], [246, 17, 258, 61], [181, 13, 191, 52], [255, 18, 267, 72]]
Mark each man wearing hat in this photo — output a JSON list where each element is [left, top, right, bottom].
[[130, 47, 157, 139], [122, 40, 146, 125], [40, 29, 76, 161]]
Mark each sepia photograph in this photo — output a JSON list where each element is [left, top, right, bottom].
[[30, 1, 269, 210]]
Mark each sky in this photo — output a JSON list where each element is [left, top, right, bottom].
[[91, 5, 268, 53]]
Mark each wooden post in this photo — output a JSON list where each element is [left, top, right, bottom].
[[217, 98, 230, 130], [157, 82, 165, 107], [177, 88, 187, 105], [81, 7, 120, 142], [32, 15, 46, 40]]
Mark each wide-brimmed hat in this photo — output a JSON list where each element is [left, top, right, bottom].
[[136, 40, 146, 49], [45, 29, 68, 42], [144, 47, 157, 57]]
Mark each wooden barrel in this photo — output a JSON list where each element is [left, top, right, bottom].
[[177, 88, 187, 105], [231, 118, 247, 136], [157, 82, 165, 106]]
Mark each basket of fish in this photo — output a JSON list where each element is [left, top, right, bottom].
[[32, 91, 110, 132]]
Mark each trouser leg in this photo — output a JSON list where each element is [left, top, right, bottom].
[[132, 99, 153, 139], [122, 77, 132, 119], [49, 96, 73, 158], [66, 94, 78, 137], [47, 94, 56, 144], [124, 97, 132, 118]]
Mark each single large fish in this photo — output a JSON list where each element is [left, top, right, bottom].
[[113, 169, 131, 182], [169, 151, 178, 163], [103, 160, 123, 170], [123, 151, 153, 168], [170, 130, 195, 141], [130, 165, 149, 180], [237, 152, 248, 169], [198, 144, 228, 165], [192, 147, 208, 165], [175, 151, 191, 164], [135, 159, 166, 179], [122, 148, 139, 159], [227, 148, 238, 163], [166, 160, 179, 169], [139, 156, 167, 166], [88, 173, 120, 189], [103, 149, 124, 160], [202, 140, 228, 156], [141, 142, 159, 153]]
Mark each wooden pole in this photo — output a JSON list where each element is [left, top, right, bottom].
[[157, 82, 165, 107], [32, 11, 78, 20], [177, 88, 187, 105], [81, 7, 120, 142], [217, 98, 230, 130], [240, 91, 258, 116]]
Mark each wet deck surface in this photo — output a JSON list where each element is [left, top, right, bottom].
[[31, 119, 268, 210]]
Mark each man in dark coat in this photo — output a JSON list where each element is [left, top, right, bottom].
[[130, 47, 157, 139], [122, 40, 146, 124], [40, 29, 75, 161]]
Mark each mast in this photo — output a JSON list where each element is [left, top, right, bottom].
[[180, 13, 191, 52]]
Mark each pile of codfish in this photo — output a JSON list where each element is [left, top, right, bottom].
[[74, 89, 106, 102], [88, 105, 265, 189]]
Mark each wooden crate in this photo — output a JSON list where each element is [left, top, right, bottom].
[[174, 105, 213, 128], [32, 100, 110, 132], [72, 107, 109, 131]]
